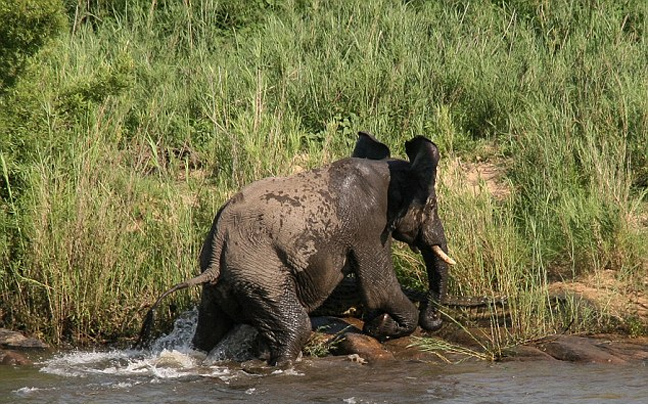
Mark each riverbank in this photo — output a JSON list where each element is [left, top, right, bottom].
[[2, 266, 647, 367], [307, 316, 648, 365], [0, 328, 49, 365], [3, 321, 648, 369]]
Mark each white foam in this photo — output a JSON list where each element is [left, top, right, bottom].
[[13, 386, 59, 396], [37, 309, 272, 383], [39, 349, 133, 377], [149, 308, 198, 353], [112, 381, 138, 389], [40, 348, 208, 380], [39, 309, 214, 380], [270, 367, 305, 377]]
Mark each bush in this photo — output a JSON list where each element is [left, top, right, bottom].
[[0, 0, 65, 92]]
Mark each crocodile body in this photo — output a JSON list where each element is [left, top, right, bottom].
[[312, 275, 506, 317]]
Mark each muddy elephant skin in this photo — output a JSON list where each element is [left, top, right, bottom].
[[138, 132, 452, 365]]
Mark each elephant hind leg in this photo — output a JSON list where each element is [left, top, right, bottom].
[[192, 286, 234, 352], [243, 285, 311, 366]]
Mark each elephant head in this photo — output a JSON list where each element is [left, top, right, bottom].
[[353, 132, 455, 331]]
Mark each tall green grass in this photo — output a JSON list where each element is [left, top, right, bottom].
[[0, 0, 646, 346]]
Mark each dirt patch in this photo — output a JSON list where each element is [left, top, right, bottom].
[[441, 158, 510, 200], [628, 201, 648, 232], [549, 269, 648, 327], [463, 161, 511, 200]]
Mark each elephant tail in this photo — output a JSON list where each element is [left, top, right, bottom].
[[134, 270, 219, 349]]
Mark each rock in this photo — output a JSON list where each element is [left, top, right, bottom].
[[306, 317, 363, 359], [501, 345, 557, 362], [382, 333, 443, 362], [0, 350, 32, 365], [537, 336, 626, 364], [333, 333, 395, 362], [0, 328, 49, 349], [597, 342, 648, 362], [588, 335, 648, 362]]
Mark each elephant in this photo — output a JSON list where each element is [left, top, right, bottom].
[[137, 132, 455, 365]]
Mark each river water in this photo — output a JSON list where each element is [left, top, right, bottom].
[[2, 312, 647, 404]]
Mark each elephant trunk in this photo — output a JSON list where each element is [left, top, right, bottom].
[[417, 243, 450, 331], [134, 269, 219, 349]]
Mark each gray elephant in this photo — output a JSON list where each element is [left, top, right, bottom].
[[137, 133, 455, 365]]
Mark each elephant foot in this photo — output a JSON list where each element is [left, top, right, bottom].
[[419, 305, 443, 332], [419, 314, 443, 332], [363, 313, 415, 342]]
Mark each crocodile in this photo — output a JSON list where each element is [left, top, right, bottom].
[[312, 274, 507, 318]]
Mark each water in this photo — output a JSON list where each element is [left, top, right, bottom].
[[2, 312, 647, 404]]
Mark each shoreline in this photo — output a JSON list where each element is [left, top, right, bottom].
[[307, 316, 648, 365], [3, 324, 648, 367]]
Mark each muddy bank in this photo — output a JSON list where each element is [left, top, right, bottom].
[[309, 316, 648, 365], [3, 319, 648, 367]]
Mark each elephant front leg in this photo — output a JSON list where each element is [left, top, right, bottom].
[[354, 248, 419, 341]]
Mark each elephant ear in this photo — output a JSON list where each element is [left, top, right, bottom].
[[405, 136, 440, 197], [352, 132, 391, 160]]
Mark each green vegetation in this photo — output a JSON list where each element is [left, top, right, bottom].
[[1, 0, 646, 351], [0, 0, 65, 92]]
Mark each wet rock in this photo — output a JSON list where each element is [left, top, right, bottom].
[[0, 350, 32, 365], [310, 316, 648, 365], [501, 345, 557, 362], [333, 333, 395, 362], [305, 317, 360, 359], [382, 333, 442, 362], [587, 335, 648, 362], [0, 328, 49, 349], [597, 342, 648, 362], [537, 336, 626, 364]]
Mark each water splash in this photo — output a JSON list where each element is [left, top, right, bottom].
[[149, 308, 199, 354], [204, 324, 260, 364], [38, 308, 257, 382]]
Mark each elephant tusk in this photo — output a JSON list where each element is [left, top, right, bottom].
[[432, 245, 457, 266]]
